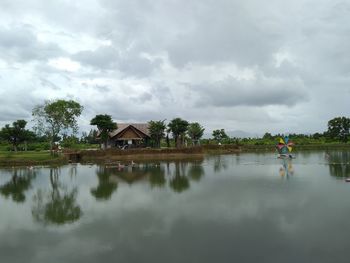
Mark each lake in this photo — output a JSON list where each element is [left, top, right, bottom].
[[1, 151, 350, 263]]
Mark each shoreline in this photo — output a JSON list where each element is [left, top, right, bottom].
[[1, 144, 350, 167]]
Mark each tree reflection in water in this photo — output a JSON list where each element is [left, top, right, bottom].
[[90, 160, 205, 194], [148, 164, 166, 188], [91, 166, 118, 201], [0, 168, 36, 203], [188, 161, 205, 181], [101, 163, 166, 188], [213, 155, 227, 172], [169, 162, 190, 193], [32, 168, 82, 225], [327, 151, 350, 178]]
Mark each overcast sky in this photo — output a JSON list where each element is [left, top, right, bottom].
[[0, 0, 349, 136]]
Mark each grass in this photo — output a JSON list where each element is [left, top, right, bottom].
[[0, 151, 67, 166]]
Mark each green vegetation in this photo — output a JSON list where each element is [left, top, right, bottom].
[[0, 151, 66, 166], [327, 117, 350, 143], [1, 97, 350, 166], [188, 122, 205, 146], [168, 118, 189, 148], [212, 129, 229, 143], [32, 99, 83, 153], [148, 120, 166, 148], [0, 120, 34, 151], [90, 114, 117, 149]]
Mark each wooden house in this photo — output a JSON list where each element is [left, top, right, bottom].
[[104, 123, 150, 149]]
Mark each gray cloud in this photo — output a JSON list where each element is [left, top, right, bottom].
[[131, 92, 153, 103], [72, 46, 161, 77], [194, 75, 308, 108], [0, 90, 40, 123], [0, 0, 349, 134], [72, 46, 119, 70], [0, 25, 64, 62], [39, 77, 61, 90]]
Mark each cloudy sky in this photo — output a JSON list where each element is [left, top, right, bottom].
[[0, 0, 349, 136]]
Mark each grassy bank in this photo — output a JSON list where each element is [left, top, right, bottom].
[[0, 151, 67, 166], [78, 147, 207, 163]]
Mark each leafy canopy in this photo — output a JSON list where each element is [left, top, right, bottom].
[[148, 120, 166, 148], [327, 116, 350, 142], [187, 122, 205, 143], [0, 120, 34, 151], [168, 118, 189, 137], [32, 100, 83, 144], [168, 118, 189, 147], [90, 114, 117, 147], [212, 129, 229, 142]]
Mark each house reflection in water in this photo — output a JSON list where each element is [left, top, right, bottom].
[[92, 159, 205, 196]]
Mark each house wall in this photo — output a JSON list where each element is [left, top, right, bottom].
[[103, 125, 150, 149], [120, 128, 141, 139]]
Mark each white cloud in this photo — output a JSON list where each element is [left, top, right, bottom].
[[48, 57, 81, 72]]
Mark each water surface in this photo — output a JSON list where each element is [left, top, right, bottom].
[[1, 151, 350, 263]]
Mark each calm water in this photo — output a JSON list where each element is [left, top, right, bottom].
[[1, 151, 350, 263]]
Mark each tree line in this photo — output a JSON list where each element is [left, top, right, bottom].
[[90, 114, 205, 149], [0, 99, 350, 152]]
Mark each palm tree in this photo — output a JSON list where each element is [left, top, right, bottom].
[[187, 122, 205, 145], [168, 118, 189, 148], [148, 120, 166, 148]]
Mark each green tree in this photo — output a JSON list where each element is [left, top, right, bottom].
[[0, 120, 33, 151], [187, 122, 205, 145], [327, 117, 350, 142], [90, 114, 117, 149], [32, 100, 83, 153], [80, 129, 99, 144], [168, 118, 189, 148], [212, 129, 229, 143], [263, 132, 273, 140], [148, 120, 166, 148]]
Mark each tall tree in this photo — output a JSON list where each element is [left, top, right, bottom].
[[0, 120, 32, 151], [327, 117, 350, 142], [80, 129, 99, 144], [148, 120, 166, 148], [212, 129, 229, 143], [262, 132, 273, 140], [187, 122, 205, 145], [90, 114, 117, 149], [168, 118, 189, 148], [32, 100, 83, 153]]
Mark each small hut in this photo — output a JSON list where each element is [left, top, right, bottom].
[[105, 123, 150, 149]]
